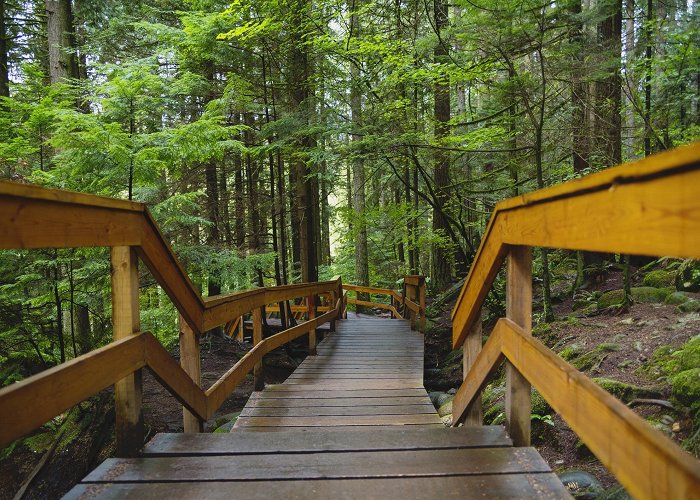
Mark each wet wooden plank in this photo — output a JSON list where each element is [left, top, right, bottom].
[[234, 413, 443, 427], [240, 404, 437, 417], [67, 473, 571, 499], [142, 427, 512, 456], [252, 388, 429, 398], [280, 380, 424, 389], [246, 395, 433, 407], [84, 448, 551, 482]]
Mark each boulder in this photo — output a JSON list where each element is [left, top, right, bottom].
[[642, 270, 675, 288], [558, 470, 604, 499]]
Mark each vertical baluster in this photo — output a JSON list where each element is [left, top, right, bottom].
[[462, 309, 483, 425], [419, 278, 426, 331], [179, 314, 203, 432], [253, 307, 264, 391], [505, 246, 533, 446], [307, 294, 316, 355], [111, 246, 144, 457]]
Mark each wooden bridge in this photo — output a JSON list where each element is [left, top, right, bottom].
[[1, 143, 700, 498]]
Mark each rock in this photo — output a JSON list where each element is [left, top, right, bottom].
[[642, 270, 676, 288], [440, 414, 453, 426], [436, 393, 454, 407], [558, 469, 604, 499], [559, 343, 584, 361], [428, 391, 443, 406], [670, 368, 700, 407], [447, 388, 457, 395], [593, 377, 663, 403], [665, 291, 690, 305], [597, 289, 625, 309], [631, 286, 674, 303], [617, 359, 633, 369], [618, 318, 634, 325], [437, 400, 453, 417], [678, 300, 700, 313]]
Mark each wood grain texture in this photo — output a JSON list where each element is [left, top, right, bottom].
[[142, 426, 512, 455], [83, 447, 551, 482], [66, 474, 571, 499], [452, 143, 700, 348], [111, 246, 144, 457], [0, 335, 146, 449], [453, 319, 700, 499], [178, 316, 203, 432]]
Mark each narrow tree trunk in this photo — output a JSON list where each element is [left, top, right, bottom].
[[0, 0, 9, 98], [431, 0, 452, 291]]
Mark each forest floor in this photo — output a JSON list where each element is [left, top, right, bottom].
[[424, 267, 700, 495], [0, 335, 298, 499]]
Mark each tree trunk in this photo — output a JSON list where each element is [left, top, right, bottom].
[[595, 0, 622, 167], [431, 0, 452, 291], [46, 0, 78, 84], [0, 0, 8, 98]]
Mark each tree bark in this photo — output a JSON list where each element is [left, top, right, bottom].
[[46, 0, 78, 84], [431, 0, 452, 290], [0, 0, 9, 98]]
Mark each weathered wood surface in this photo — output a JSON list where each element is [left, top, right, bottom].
[[67, 474, 570, 500], [452, 318, 700, 500], [452, 142, 700, 348], [234, 317, 434, 428], [66, 318, 570, 499]]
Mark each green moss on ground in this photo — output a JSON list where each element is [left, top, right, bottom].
[[593, 377, 662, 402], [665, 291, 690, 305], [642, 270, 676, 288]]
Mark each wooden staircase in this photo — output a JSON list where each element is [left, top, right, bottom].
[[64, 318, 570, 498]]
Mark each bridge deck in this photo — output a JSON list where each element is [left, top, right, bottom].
[[65, 318, 570, 499]]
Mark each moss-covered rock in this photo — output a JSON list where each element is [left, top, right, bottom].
[[593, 377, 663, 402], [531, 389, 552, 415], [438, 399, 453, 417], [632, 286, 674, 303], [642, 270, 676, 288], [573, 343, 619, 371], [670, 336, 700, 372], [598, 289, 625, 309], [559, 343, 585, 362], [678, 300, 700, 313], [670, 368, 700, 408], [665, 291, 690, 305]]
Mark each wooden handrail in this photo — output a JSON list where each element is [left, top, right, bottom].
[[0, 295, 342, 448], [0, 180, 339, 334], [341, 281, 427, 326], [450, 143, 700, 497], [452, 141, 700, 348], [452, 319, 700, 499]]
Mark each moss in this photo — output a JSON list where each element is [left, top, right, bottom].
[[642, 270, 676, 288], [532, 322, 557, 345], [572, 343, 618, 371], [665, 291, 690, 305], [670, 336, 700, 372], [670, 368, 700, 408], [678, 300, 700, 313], [559, 343, 584, 362], [598, 289, 625, 309], [438, 400, 453, 417], [631, 286, 673, 303], [593, 377, 663, 403], [531, 389, 552, 415]]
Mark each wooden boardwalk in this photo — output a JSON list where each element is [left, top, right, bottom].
[[66, 318, 570, 498]]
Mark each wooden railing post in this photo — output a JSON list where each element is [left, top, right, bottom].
[[253, 307, 264, 391], [409, 285, 417, 330], [237, 315, 244, 341], [307, 294, 317, 355], [419, 278, 426, 331], [505, 246, 533, 446], [462, 309, 483, 426], [110, 246, 144, 457], [179, 314, 203, 433]]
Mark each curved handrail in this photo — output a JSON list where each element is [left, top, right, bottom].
[[452, 141, 700, 348], [0, 180, 339, 333], [450, 142, 700, 497]]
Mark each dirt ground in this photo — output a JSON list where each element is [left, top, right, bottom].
[[0, 334, 297, 499], [424, 268, 700, 489]]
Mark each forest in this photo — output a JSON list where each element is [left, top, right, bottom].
[[0, 0, 699, 497]]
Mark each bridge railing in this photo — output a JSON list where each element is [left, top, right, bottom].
[[450, 142, 700, 498], [0, 181, 344, 455], [342, 279, 426, 330]]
